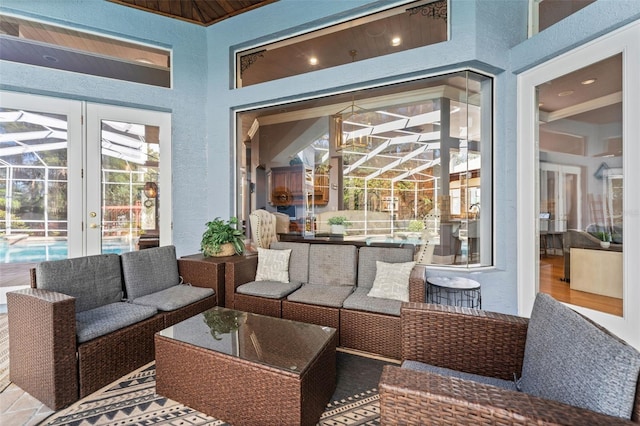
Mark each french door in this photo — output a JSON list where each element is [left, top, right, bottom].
[[0, 92, 171, 264]]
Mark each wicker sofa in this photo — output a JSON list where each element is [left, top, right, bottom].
[[225, 242, 426, 359], [379, 295, 640, 425], [7, 245, 218, 410]]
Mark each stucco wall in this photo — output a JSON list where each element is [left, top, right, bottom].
[[1, 0, 638, 314]]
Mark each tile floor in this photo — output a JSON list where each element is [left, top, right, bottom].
[[0, 384, 52, 426]]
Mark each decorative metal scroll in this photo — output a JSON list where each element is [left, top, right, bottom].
[[407, 0, 447, 20], [240, 50, 266, 76]]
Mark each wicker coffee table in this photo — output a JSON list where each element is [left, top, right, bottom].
[[155, 307, 337, 426]]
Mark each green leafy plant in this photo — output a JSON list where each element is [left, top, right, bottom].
[[200, 217, 245, 256], [327, 216, 350, 226], [203, 309, 243, 340], [408, 220, 425, 232]]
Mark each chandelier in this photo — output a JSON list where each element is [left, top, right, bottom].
[[333, 50, 371, 151]]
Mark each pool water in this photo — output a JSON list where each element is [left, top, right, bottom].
[[0, 239, 134, 263]]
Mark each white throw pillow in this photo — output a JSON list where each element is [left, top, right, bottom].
[[367, 260, 416, 302], [255, 248, 292, 283]]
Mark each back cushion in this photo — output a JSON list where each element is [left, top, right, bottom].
[[308, 244, 357, 286], [520, 293, 640, 419], [270, 242, 310, 283], [121, 245, 180, 300], [36, 254, 123, 313], [357, 246, 414, 289]]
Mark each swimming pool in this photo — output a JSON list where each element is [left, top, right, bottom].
[[0, 239, 135, 263]]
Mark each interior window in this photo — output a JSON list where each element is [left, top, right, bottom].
[[237, 70, 493, 268], [236, 0, 448, 88]]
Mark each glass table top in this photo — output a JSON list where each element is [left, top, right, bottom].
[[158, 307, 336, 374]]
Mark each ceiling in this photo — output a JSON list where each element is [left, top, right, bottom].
[[107, 0, 277, 26]]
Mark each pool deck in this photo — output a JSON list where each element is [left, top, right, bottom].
[[0, 263, 34, 288]]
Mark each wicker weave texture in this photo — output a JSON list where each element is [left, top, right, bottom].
[[380, 365, 636, 425], [234, 293, 282, 317], [155, 331, 336, 426], [282, 301, 340, 331], [178, 259, 225, 306], [78, 314, 163, 397], [7, 289, 78, 410], [224, 256, 259, 308], [401, 302, 529, 380], [340, 309, 400, 360]]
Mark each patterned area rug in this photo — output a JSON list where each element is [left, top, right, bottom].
[[0, 314, 9, 393], [42, 361, 380, 425]]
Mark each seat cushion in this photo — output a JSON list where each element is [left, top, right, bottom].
[[308, 244, 357, 286], [129, 284, 214, 311], [237, 280, 302, 299], [121, 245, 180, 300], [342, 287, 402, 316], [36, 254, 123, 313], [286, 284, 353, 308], [255, 247, 291, 283], [75, 302, 157, 343], [357, 246, 414, 289], [520, 293, 640, 419], [402, 360, 518, 392]]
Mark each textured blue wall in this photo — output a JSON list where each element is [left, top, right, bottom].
[[1, 0, 637, 314]]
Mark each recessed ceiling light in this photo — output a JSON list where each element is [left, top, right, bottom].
[[309, 57, 318, 66], [391, 37, 401, 46], [558, 90, 574, 97], [43, 55, 59, 62], [581, 78, 597, 85]]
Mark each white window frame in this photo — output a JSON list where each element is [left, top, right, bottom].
[[517, 21, 640, 349]]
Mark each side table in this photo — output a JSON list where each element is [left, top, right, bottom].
[[427, 276, 481, 308], [179, 252, 257, 307]]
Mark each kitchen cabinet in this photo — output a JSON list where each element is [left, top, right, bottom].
[[268, 165, 328, 206]]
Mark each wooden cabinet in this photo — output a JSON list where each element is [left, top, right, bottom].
[[269, 165, 329, 206]]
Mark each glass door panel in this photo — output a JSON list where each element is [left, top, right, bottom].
[[537, 54, 623, 317], [86, 104, 171, 256], [0, 93, 82, 278]]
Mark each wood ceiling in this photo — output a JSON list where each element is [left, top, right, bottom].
[[108, 0, 277, 26]]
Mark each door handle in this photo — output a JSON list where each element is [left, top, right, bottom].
[[90, 223, 98, 229]]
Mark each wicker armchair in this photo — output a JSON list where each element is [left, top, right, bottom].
[[379, 302, 640, 425]]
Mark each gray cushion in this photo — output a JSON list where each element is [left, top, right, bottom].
[[520, 293, 640, 419], [36, 254, 123, 313], [271, 242, 310, 284], [342, 287, 402, 316], [121, 245, 180, 300], [402, 360, 518, 392], [237, 280, 302, 299], [130, 284, 214, 311], [286, 284, 354, 308], [357, 246, 414, 289], [308, 244, 357, 287], [75, 302, 157, 343]]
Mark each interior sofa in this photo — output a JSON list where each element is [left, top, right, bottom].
[[7, 245, 217, 410], [225, 242, 426, 359], [379, 294, 640, 425]]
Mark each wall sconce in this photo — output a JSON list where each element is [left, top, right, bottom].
[[144, 182, 158, 198]]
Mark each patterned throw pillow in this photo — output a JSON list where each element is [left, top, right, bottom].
[[255, 248, 292, 283], [367, 260, 416, 302]]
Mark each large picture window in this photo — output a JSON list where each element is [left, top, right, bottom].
[[237, 70, 492, 268]]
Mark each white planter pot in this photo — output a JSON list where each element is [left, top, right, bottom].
[[331, 224, 345, 235]]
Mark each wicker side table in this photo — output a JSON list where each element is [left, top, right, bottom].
[[427, 276, 481, 308]]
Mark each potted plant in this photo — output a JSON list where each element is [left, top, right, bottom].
[[327, 215, 350, 235], [200, 217, 245, 257], [407, 219, 425, 239]]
